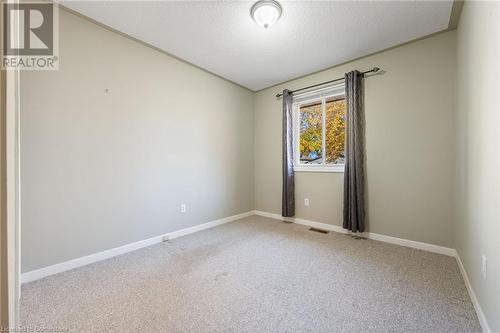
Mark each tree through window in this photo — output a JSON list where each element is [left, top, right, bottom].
[[325, 98, 346, 164], [295, 89, 346, 171]]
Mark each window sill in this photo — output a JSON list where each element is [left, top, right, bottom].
[[294, 165, 345, 173]]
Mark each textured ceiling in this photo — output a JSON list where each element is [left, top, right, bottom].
[[62, 1, 453, 91]]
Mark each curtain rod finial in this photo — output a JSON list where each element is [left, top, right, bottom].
[[373, 67, 380, 72]]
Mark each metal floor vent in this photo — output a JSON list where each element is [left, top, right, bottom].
[[309, 227, 329, 234]]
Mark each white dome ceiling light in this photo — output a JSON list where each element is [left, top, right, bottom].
[[250, 0, 282, 29]]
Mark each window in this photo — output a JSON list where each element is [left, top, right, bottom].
[[293, 86, 346, 172]]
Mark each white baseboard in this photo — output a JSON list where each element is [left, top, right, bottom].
[[365, 232, 456, 257], [253, 210, 456, 256], [21, 211, 254, 284], [455, 253, 491, 333]]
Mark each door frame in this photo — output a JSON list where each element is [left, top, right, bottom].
[[3, 0, 22, 328], [5, 64, 21, 331]]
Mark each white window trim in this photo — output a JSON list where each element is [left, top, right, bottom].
[[293, 85, 346, 173], [294, 164, 345, 173]]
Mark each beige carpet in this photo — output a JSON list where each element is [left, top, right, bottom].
[[21, 215, 481, 332]]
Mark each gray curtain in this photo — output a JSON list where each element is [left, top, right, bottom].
[[343, 71, 365, 232], [282, 89, 295, 217]]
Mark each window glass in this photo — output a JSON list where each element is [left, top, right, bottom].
[[325, 97, 346, 164], [299, 101, 323, 164]]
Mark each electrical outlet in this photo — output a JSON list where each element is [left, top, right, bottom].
[[180, 204, 187, 213], [304, 198, 310, 206], [481, 255, 487, 280]]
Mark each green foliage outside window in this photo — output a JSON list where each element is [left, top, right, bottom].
[[299, 102, 322, 162], [299, 98, 346, 164], [325, 99, 346, 164]]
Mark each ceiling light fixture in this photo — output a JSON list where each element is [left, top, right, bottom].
[[250, 0, 282, 29]]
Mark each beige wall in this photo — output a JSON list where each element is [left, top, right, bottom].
[[455, 1, 500, 332], [255, 31, 457, 247], [20, 9, 254, 272]]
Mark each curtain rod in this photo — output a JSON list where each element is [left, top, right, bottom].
[[275, 67, 380, 98]]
